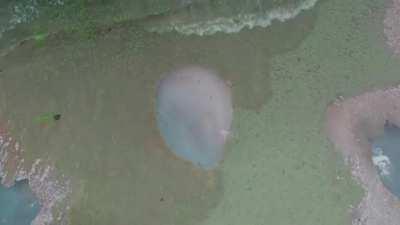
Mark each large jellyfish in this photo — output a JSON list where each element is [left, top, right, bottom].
[[156, 66, 233, 170]]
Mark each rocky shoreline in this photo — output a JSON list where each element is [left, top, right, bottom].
[[326, 85, 400, 225], [0, 122, 70, 225]]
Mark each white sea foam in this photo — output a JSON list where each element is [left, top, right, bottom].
[[0, 0, 65, 39], [372, 147, 392, 177], [147, 0, 318, 35], [0, 0, 39, 39]]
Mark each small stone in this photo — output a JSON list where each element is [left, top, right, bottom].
[[53, 114, 61, 121]]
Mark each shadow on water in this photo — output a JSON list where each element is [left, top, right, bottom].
[[0, 7, 316, 225]]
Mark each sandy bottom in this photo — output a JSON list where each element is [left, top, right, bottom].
[[1, 0, 400, 224], [0, 11, 314, 224]]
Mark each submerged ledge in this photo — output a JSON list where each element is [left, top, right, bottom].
[[325, 85, 400, 225], [0, 124, 70, 225]]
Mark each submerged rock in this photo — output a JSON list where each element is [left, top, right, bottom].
[[325, 86, 400, 225]]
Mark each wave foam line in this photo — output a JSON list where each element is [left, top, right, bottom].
[[147, 0, 318, 35]]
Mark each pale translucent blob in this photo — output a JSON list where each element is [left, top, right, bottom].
[[156, 67, 233, 170]]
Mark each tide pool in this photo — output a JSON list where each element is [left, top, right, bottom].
[[0, 179, 40, 225]]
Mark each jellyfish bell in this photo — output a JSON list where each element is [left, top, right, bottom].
[[156, 66, 233, 170]]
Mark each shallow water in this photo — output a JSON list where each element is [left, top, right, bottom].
[[0, 9, 315, 224], [372, 123, 400, 198], [0, 0, 399, 224], [0, 180, 40, 225]]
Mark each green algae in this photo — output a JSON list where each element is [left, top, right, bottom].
[[33, 112, 60, 127]]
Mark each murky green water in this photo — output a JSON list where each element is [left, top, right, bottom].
[[0, 0, 399, 224]]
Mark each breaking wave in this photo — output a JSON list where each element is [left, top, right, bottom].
[[0, 0, 319, 39], [146, 0, 318, 35], [0, 0, 64, 39], [0, 0, 319, 51]]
